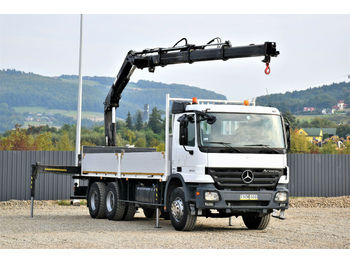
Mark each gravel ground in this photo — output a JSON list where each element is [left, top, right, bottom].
[[0, 199, 349, 249]]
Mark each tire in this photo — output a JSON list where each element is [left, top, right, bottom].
[[242, 213, 271, 230], [105, 182, 126, 221], [123, 204, 136, 220], [88, 182, 107, 219], [143, 207, 156, 219], [169, 187, 197, 231]]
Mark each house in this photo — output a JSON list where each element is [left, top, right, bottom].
[[303, 107, 315, 112], [321, 108, 332, 115], [298, 128, 337, 143], [332, 100, 347, 111]]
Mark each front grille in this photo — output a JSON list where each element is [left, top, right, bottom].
[[206, 167, 283, 190]]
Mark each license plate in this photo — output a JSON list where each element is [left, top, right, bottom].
[[240, 194, 258, 200]]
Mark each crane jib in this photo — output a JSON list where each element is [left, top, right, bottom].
[[104, 40, 280, 146]]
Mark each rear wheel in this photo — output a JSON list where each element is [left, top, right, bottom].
[[105, 182, 126, 221], [242, 213, 271, 230], [169, 187, 197, 231], [123, 204, 137, 220], [88, 182, 107, 219]]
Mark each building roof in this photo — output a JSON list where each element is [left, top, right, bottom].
[[302, 128, 322, 136], [322, 128, 337, 135], [301, 128, 336, 137]]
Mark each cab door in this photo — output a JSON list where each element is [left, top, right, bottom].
[[172, 113, 209, 182]]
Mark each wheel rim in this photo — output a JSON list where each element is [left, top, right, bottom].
[[171, 197, 184, 222], [90, 191, 98, 211], [106, 191, 115, 212]]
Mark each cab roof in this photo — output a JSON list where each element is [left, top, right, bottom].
[[185, 104, 281, 115]]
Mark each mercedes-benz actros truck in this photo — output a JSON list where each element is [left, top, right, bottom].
[[31, 38, 290, 231]]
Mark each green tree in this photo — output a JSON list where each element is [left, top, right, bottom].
[[126, 111, 133, 130], [320, 141, 337, 154], [309, 117, 337, 128], [290, 130, 310, 153], [55, 132, 74, 151], [135, 110, 143, 131], [336, 124, 350, 139], [156, 142, 165, 152], [282, 111, 298, 129], [125, 129, 136, 145], [0, 126, 35, 150], [134, 137, 146, 147], [148, 107, 163, 134], [342, 141, 350, 154], [34, 132, 54, 150]]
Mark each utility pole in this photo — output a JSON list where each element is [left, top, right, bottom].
[[73, 14, 83, 205]]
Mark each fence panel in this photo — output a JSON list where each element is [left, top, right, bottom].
[[0, 151, 75, 201], [288, 154, 350, 197]]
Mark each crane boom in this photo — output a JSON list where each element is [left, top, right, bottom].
[[104, 39, 279, 146]]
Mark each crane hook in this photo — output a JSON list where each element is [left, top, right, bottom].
[[265, 63, 271, 75]]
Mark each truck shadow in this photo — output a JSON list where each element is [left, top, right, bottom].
[[133, 217, 252, 232], [21, 214, 255, 233]]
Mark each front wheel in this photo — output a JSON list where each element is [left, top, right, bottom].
[[169, 187, 197, 231], [242, 213, 271, 230]]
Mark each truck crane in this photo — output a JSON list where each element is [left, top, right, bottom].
[[31, 38, 289, 231], [104, 38, 279, 146]]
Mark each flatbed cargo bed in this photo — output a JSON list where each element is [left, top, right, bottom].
[[80, 146, 166, 180]]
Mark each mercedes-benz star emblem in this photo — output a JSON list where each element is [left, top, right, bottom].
[[241, 170, 254, 184]]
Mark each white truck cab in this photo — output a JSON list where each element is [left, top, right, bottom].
[[171, 102, 289, 183], [164, 95, 290, 229]]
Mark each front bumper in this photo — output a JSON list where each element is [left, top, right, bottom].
[[195, 184, 289, 212]]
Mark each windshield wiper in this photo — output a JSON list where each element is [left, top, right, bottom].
[[205, 142, 241, 153], [243, 144, 281, 153]]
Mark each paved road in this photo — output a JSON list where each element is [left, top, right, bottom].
[[0, 204, 349, 248]]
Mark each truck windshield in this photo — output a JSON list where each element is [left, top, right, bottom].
[[199, 113, 285, 149]]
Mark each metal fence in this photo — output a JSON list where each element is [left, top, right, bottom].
[[0, 151, 349, 201], [0, 151, 75, 201], [288, 154, 350, 197]]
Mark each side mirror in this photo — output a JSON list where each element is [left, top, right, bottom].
[[206, 115, 216, 125], [177, 115, 194, 155], [285, 122, 291, 149], [179, 122, 188, 146], [178, 115, 189, 146]]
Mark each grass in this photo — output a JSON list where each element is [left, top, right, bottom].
[[295, 115, 323, 121], [14, 106, 104, 120], [295, 112, 350, 125], [60, 78, 101, 87]]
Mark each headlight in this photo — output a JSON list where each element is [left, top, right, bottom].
[[205, 191, 219, 201], [274, 192, 288, 202]]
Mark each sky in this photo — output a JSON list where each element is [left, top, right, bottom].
[[0, 14, 350, 100]]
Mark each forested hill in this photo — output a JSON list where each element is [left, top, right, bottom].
[[256, 81, 350, 114], [0, 69, 226, 117]]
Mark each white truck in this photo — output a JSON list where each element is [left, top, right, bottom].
[[31, 38, 289, 231]]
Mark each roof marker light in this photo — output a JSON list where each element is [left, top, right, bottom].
[[243, 100, 249, 106], [192, 97, 198, 104]]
